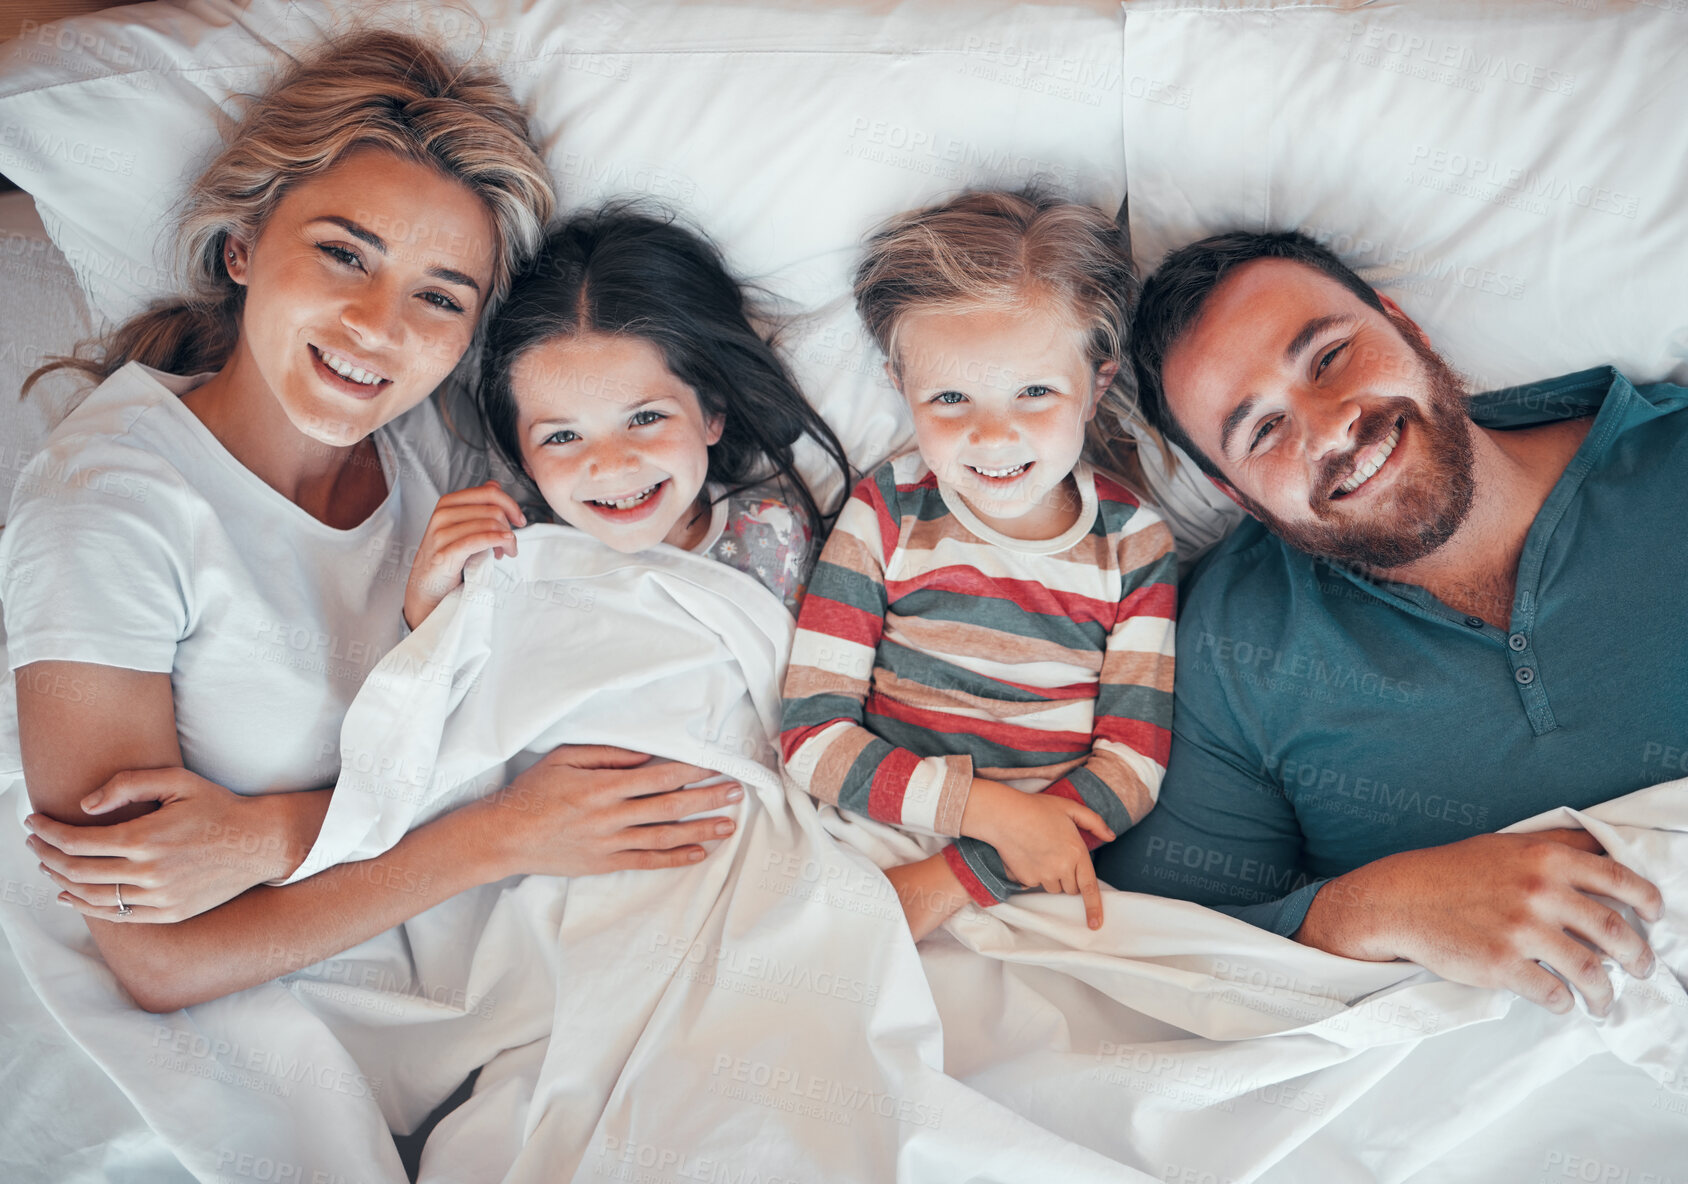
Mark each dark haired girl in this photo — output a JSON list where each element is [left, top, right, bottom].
[[403, 205, 853, 623]]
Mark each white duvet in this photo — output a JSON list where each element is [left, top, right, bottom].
[[1, 527, 1684, 1183]]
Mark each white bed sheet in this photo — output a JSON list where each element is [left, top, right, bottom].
[[0, 878, 182, 1182], [6, 531, 1684, 1183], [0, 202, 162, 1176], [1, 0, 1685, 1175]]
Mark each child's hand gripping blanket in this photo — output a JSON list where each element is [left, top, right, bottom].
[[814, 779, 1688, 1182], [0, 526, 1146, 1184], [0, 522, 1682, 1182], [316, 513, 1688, 1184], [289, 527, 1162, 1182]]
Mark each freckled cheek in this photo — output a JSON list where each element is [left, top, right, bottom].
[[666, 437, 714, 493], [264, 265, 335, 326], [1021, 416, 1077, 466], [913, 416, 964, 461], [1046, 415, 1085, 449], [529, 455, 579, 503], [408, 320, 473, 381]]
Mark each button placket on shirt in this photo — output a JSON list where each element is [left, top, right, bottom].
[[1330, 563, 1558, 731], [1323, 369, 1626, 742], [1421, 602, 1554, 731], [1508, 632, 1536, 684], [1504, 598, 1556, 734]]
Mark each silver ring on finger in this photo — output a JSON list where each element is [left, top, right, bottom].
[[114, 883, 133, 916]]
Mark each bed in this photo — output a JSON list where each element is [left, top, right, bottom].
[[1, 2, 1685, 1182]]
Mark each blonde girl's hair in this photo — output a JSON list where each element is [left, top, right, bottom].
[[852, 188, 1167, 493], [25, 28, 556, 397]]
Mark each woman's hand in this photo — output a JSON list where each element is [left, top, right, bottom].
[[963, 780, 1114, 928], [469, 744, 745, 880], [404, 482, 527, 629], [25, 767, 327, 924]]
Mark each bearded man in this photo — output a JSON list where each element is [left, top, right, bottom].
[[1094, 231, 1679, 1017]]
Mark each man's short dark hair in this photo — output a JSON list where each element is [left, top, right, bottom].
[[1131, 230, 1387, 479]]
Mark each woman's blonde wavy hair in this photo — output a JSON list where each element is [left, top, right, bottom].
[[26, 28, 555, 397], [853, 188, 1166, 493]]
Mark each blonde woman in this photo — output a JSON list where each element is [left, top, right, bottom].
[[8, 31, 743, 1014]]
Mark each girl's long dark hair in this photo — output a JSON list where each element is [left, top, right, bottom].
[[478, 204, 852, 540]]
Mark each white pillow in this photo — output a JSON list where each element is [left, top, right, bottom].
[[1121, 0, 1688, 393], [0, 191, 94, 521], [0, 0, 1130, 512]]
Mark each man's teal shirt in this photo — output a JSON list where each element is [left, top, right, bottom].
[[1095, 368, 1688, 935]]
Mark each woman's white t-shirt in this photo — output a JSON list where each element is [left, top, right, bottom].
[[0, 361, 484, 796]]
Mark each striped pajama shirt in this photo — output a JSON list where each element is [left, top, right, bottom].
[[779, 452, 1177, 905]]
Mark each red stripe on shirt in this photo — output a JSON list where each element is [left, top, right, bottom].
[[868, 747, 919, 823], [884, 566, 1117, 626], [868, 695, 1093, 756], [1041, 777, 1108, 850], [1092, 472, 1143, 508], [1095, 716, 1172, 766], [1117, 580, 1176, 623], [853, 477, 901, 566], [943, 843, 1000, 907], [780, 720, 845, 763], [895, 470, 941, 495], [798, 594, 885, 649]]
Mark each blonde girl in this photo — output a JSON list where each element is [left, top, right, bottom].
[[781, 190, 1178, 938]]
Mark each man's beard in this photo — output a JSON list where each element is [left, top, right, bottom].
[[1240, 334, 1477, 571]]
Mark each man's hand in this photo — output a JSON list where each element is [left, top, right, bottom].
[[962, 779, 1114, 928], [1295, 829, 1664, 1015]]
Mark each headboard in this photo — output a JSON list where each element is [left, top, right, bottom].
[[0, 0, 115, 45]]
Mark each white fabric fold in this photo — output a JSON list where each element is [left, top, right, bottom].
[[1, 526, 1683, 1181]]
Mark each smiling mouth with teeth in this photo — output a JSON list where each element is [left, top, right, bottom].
[[968, 462, 1032, 481], [1333, 420, 1403, 498], [313, 344, 388, 387], [586, 481, 664, 510]]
